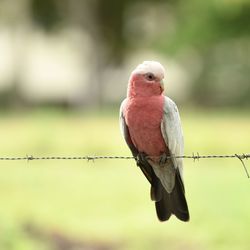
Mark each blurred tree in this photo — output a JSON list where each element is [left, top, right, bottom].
[[31, 0, 62, 30], [154, 0, 250, 106], [28, 0, 250, 107], [29, 0, 168, 107]]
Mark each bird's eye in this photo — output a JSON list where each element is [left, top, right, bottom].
[[145, 73, 155, 81]]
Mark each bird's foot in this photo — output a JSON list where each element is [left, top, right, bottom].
[[159, 153, 170, 166], [136, 152, 148, 166]]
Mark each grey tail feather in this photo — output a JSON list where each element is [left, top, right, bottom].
[[154, 169, 190, 222]]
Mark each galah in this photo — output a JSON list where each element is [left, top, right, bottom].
[[119, 61, 189, 222]]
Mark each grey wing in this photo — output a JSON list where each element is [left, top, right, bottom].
[[161, 96, 184, 179]]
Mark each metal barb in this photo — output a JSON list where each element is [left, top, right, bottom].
[[196, 152, 200, 161], [86, 156, 95, 163], [235, 154, 250, 178], [243, 153, 249, 160], [192, 152, 196, 162], [192, 152, 200, 162], [26, 155, 34, 162]]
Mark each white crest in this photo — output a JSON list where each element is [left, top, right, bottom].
[[132, 61, 166, 80]]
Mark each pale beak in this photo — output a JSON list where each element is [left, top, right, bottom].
[[160, 79, 165, 91]]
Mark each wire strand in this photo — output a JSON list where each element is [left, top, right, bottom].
[[0, 153, 249, 161], [0, 153, 249, 178]]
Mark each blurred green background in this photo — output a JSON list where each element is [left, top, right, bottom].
[[0, 0, 250, 250]]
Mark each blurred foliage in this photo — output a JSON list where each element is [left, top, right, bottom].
[[31, 0, 63, 31], [157, 0, 250, 51], [0, 0, 249, 107], [30, 0, 250, 59], [154, 0, 250, 106], [28, 0, 250, 107], [30, 0, 166, 63]]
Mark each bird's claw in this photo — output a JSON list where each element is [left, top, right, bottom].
[[159, 153, 169, 165], [136, 152, 148, 166]]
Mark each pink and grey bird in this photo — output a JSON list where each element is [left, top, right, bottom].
[[119, 61, 189, 221]]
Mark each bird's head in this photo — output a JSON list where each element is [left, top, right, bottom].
[[128, 61, 166, 97]]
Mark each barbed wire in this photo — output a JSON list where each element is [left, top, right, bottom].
[[0, 153, 249, 177], [0, 153, 249, 161]]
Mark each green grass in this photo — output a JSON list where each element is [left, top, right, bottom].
[[0, 109, 250, 250]]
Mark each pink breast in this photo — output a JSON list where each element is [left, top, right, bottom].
[[124, 96, 167, 156]]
